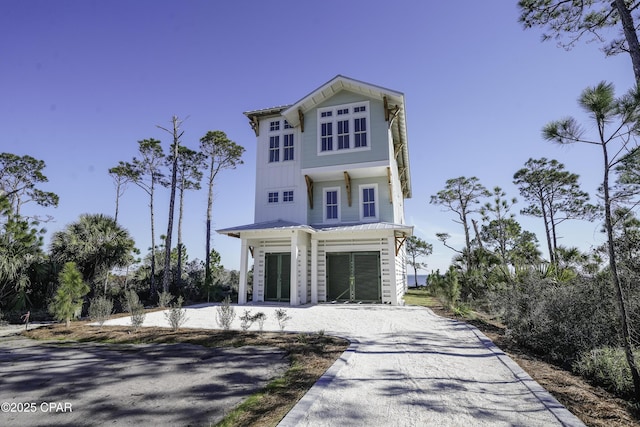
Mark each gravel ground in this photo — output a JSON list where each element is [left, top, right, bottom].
[[102, 303, 585, 427]]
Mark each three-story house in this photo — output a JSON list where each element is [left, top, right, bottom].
[[218, 75, 413, 305]]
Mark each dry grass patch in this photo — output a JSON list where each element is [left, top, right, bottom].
[[24, 321, 349, 427]]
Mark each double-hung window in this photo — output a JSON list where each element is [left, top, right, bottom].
[[360, 185, 378, 221], [283, 134, 294, 161], [268, 119, 294, 163], [320, 111, 333, 152], [324, 188, 340, 222], [318, 102, 369, 154], [269, 136, 280, 162]]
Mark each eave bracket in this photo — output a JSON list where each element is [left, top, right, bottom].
[[344, 171, 352, 206], [305, 175, 314, 209]]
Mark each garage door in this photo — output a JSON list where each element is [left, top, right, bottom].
[[326, 252, 381, 302], [265, 253, 291, 302]]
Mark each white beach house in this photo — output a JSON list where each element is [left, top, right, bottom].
[[218, 75, 413, 305]]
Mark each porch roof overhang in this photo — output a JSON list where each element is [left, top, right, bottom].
[[217, 220, 413, 239], [216, 220, 314, 239]]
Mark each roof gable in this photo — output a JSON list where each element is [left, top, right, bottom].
[[281, 75, 404, 126]]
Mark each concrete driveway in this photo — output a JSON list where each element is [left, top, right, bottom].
[[104, 303, 584, 426]]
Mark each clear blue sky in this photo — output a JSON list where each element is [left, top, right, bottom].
[[2, 1, 636, 273]]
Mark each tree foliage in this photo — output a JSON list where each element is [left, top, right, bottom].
[[543, 81, 640, 400], [50, 213, 136, 296], [0, 196, 44, 310], [518, 0, 640, 81], [199, 131, 245, 288], [430, 176, 490, 271], [0, 152, 59, 221], [49, 262, 89, 328], [405, 236, 433, 287], [514, 158, 596, 263], [114, 139, 165, 297]]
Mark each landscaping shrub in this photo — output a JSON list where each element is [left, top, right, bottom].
[[253, 312, 266, 331], [216, 296, 235, 330], [239, 309, 254, 331], [575, 347, 640, 398], [498, 272, 618, 365], [89, 296, 113, 328], [49, 262, 89, 328], [164, 296, 187, 331], [157, 291, 173, 308], [274, 308, 291, 332], [125, 290, 145, 331]]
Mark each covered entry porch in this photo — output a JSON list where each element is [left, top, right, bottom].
[[217, 220, 412, 306]]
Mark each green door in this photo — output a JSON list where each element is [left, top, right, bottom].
[[265, 253, 291, 302], [326, 252, 381, 302]]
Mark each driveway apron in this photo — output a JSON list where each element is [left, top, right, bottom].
[[275, 305, 584, 427]]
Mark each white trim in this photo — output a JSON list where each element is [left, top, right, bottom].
[[359, 184, 379, 222], [323, 187, 341, 223]]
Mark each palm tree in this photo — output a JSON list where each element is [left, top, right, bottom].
[[50, 213, 136, 295]]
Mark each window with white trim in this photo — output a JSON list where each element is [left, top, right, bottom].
[[283, 190, 294, 202], [268, 191, 279, 203], [318, 102, 369, 154], [360, 184, 378, 221], [269, 136, 280, 162], [283, 134, 294, 161], [323, 187, 340, 222], [268, 119, 294, 163]]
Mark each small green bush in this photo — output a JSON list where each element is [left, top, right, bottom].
[[49, 262, 90, 328], [239, 309, 254, 331], [89, 296, 114, 328], [125, 290, 145, 331], [274, 308, 291, 332], [574, 347, 640, 398], [216, 296, 235, 330], [164, 296, 187, 331], [157, 291, 173, 308], [253, 312, 266, 331]]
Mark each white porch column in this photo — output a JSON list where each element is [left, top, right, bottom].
[[238, 238, 249, 304], [290, 232, 299, 306], [387, 234, 398, 305], [311, 238, 318, 304]]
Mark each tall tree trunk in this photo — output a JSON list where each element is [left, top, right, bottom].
[[161, 116, 182, 295], [601, 141, 640, 401], [614, 0, 640, 82], [176, 185, 185, 291], [460, 207, 472, 271], [205, 160, 214, 291], [114, 181, 120, 223], [540, 194, 554, 264], [149, 182, 156, 298]]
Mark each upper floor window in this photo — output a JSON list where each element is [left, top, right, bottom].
[[283, 190, 294, 202], [268, 119, 294, 163], [360, 185, 378, 221], [283, 134, 294, 161], [269, 136, 280, 162], [268, 191, 279, 203], [324, 187, 340, 222], [317, 101, 369, 155]]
